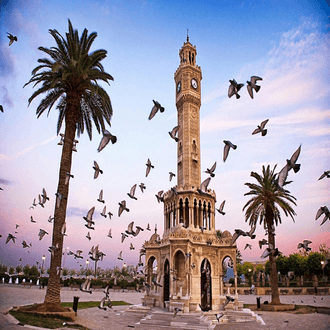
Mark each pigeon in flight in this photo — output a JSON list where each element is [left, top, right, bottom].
[[261, 244, 281, 258], [155, 190, 164, 203], [60, 222, 67, 236], [146, 158, 154, 177], [72, 139, 79, 152], [121, 232, 129, 243], [93, 161, 103, 179], [80, 278, 92, 294], [108, 211, 113, 219], [0, 105, 3, 112], [74, 250, 83, 259], [118, 200, 129, 216], [30, 216, 36, 223], [55, 192, 66, 209], [41, 188, 49, 202], [97, 189, 105, 203], [315, 206, 329, 225], [130, 242, 135, 250], [57, 133, 65, 146], [38, 229, 49, 241], [205, 162, 216, 178], [84, 206, 95, 224], [286, 145, 301, 173], [100, 206, 107, 218], [252, 119, 269, 136], [22, 240, 30, 248], [117, 251, 123, 260], [244, 243, 252, 250], [231, 225, 256, 245], [127, 184, 137, 200], [146, 223, 151, 231], [169, 125, 180, 142], [173, 307, 182, 317], [107, 228, 112, 238], [228, 79, 244, 99], [197, 177, 211, 196], [139, 183, 146, 193], [224, 295, 235, 307], [318, 171, 330, 180], [247, 76, 262, 99], [223, 140, 237, 162], [148, 100, 164, 120], [169, 172, 176, 181], [38, 194, 45, 207], [125, 222, 135, 236], [215, 200, 226, 215], [297, 240, 312, 251], [65, 172, 74, 185], [185, 252, 192, 261], [259, 239, 268, 249], [215, 313, 224, 322], [153, 272, 162, 287], [99, 297, 108, 310], [97, 129, 117, 152], [86, 232, 91, 241], [7, 32, 17, 46]]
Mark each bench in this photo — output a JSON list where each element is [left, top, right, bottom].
[[306, 288, 315, 294], [112, 286, 122, 291], [317, 288, 328, 295], [280, 289, 289, 295], [126, 286, 136, 292], [92, 286, 103, 291], [244, 289, 250, 295], [20, 283, 32, 288], [70, 284, 80, 291], [293, 289, 302, 295], [265, 290, 272, 295]]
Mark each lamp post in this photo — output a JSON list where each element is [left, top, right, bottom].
[[42, 255, 46, 274], [321, 261, 325, 284], [86, 259, 89, 274], [248, 268, 252, 288]]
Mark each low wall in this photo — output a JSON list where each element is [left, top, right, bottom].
[[231, 287, 329, 295]]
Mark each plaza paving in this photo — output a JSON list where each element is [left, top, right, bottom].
[[0, 284, 329, 329]]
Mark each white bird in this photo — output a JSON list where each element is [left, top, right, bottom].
[[93, 161, 103, 179], [169, 125, 180, 142], [61, 222, 67, 236], [7, 32, 17, 46], [38, 229, 49, 241], [57, 133, 65, 146], [204, 162, 216, 177], [118, 200, 129, 217], [127, 184, 137, 200], [97, 129, 117, 152], [223, 140, 237, 162], [146, 158, 154, 177], [65, 172, 74, 185], [247, 76, 262, 99], [80, 278, 92, 294], [252, 119, 269, 136], [97, 189, 105, 203], [297, 240, 312, 251], [56, 266, 63, 276], [99, 297, 108, 310], [197, 177, 211, 196], [55, 192, 66, 209], [48, 216, 54, 223], [148, 100, 164, 120], [117, 251, 123, 260], [215, 200, 226, 215], [100, 206, 107, 218]]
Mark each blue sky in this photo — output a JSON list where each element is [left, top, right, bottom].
[[0, 0, 329, 272]]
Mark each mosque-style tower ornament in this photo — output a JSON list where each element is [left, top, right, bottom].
[[142, 37, 238, 313]]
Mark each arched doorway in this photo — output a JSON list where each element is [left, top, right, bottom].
[[147, 256, 157, 286], [163, 259, 170, 305], [173, 250, 187, 296], [200, 259, 212, 311]]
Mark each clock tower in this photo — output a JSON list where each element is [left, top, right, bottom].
[[174, 36, 202, 189]]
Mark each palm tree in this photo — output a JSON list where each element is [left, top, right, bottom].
[[243, 165, 296, 305], [24, 20, 113, 311]]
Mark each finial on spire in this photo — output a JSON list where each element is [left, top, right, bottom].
[[186, 29, 189, 42]]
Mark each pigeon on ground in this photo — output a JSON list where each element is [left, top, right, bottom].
[[252, 119, 269, 136], [97, 129, 117, 152], [127, 184, 137, 200], [7, 33, 17, 46], [146, 158, 154, 177], [80, 278, 92, 294], [155, 190, 164, 203], [118, 200, 129, 216], [86, 232, 91, 241], [97, 189, 105, 203], [117, 251, 123, 260], [247, 76, 262, 99], [216, 200, 226, 215], [197, 177, 211, 196], [149, 100, 164, 120], [244, 243, 252, 250], [55, 192, 66, 209], [297, 240, 312, 251], [259, 239, 268, 249], [169, 125, 180, 142], [223, 140, 237, 162], [205, 162, 216, 177], [173, 307, 182, 317], [30, 216, 36, 223], [100, 206, 107, 218], [169, 172, 176, 181], [215, 313, 224, 322], [38, 229, 49, 241], [318, 171, 330, 180], [107, 229, 112, 238], [315, 206, 330, 225], [139, 183, 146, 193], [93, 161, 103, 179], [228, 79, 244, 99], [65, 172, 74, 185]]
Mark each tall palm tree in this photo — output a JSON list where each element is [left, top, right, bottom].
[[243, 165, 296, 305], [24, 20, 113, 310]]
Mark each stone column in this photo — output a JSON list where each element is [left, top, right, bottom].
[[234, 272, 238, 298], [219, 274, 224, 296]]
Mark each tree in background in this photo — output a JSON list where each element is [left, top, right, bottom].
[[307, 252, 324, 277], [9, 267, 15, 275], [16, 265, 23, 274], [288, 253, 308, 285]]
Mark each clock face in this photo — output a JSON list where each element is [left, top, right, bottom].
[[191, 78, 198, 89], [177, 81, 181, 93]]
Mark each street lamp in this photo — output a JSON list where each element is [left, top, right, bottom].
[[86, 260, 89, 268], [321, 261, 325, 283], [42, 255, 46, 274]]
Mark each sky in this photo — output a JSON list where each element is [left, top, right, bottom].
[[0, 0, 329, 273]]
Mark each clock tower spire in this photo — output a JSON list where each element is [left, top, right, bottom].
[[174, 38, 202, 189]]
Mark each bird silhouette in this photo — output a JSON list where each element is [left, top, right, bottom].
[[286, 145, 301, 173], [100, 206, 107, 218], [259, 239, 268, 249], [215, 313, 224, 322], [197, 177, 211, 196], [169, 172, 176, 181], [204, 162, 216, 177], [315, 206, 329, 226], [146, 158, 154, 177], [173, 307, 182, 317], [169, 125, 180, 142], [139, 183, 146, 193], [7, 33, 17, 46], [65, 172, 74, 185], [117, 251, 123, 260], [107, 228, 112, 238], [216, 200, 226, 215], [97, 189, 105, 203], [127, 184, 137, 200], [155, 190, 164, 203], [223, 140, 237, 162], [97, 129, 117, 152], [247, 76, 262, 99], [93, 161, 103, 179], [6, 234, 16, 244], [244, 243, 252, 250], [149, 100, 164, 120], [228, 79, 244, 99], [252, 119, 269, 136], [86, 232, 91, 241], [80, 278, 92, 294], [118, 200, 129, 217], [318, 171, 330, 180], [297, 240, 312, 251], [38, 229, 49, 241]]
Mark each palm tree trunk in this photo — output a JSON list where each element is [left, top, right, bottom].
[[267, 219, 281, 305], [44, 99, 78, 307]]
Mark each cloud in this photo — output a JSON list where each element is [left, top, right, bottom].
[[0, 178, 11, 185], [0, 86, 14, 107]]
